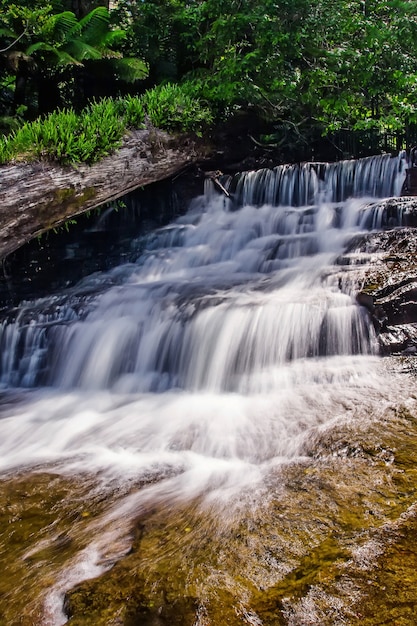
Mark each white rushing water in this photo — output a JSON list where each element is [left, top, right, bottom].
[[0, 153, 409, 484], [0, 152, 411, 624]]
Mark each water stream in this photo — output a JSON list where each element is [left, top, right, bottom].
[[1, 153, 416, 625]]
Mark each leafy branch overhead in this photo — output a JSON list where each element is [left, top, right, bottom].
[[112, 0, 417, 133]]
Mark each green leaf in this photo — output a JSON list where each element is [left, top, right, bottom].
[[79, 6, 110, 46], [110, 57, 149, 82]]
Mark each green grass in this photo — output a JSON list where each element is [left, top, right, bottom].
[[0, 84, 213, 166]]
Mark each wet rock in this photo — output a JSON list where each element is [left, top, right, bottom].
[[344, 216, 417, 354], [378, 324, 417, 354], [356, 291, 374, 313], [3, 385, 417, 625]]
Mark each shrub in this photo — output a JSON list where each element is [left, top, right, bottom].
[[0, 100, 126, 165], [140, 83, 213, 134], [114, 95, 146, 129], [78, 99, 126, 163]]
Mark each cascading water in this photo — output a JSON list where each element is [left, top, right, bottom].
[[0, 153, 408, 395], [0, 152, 415, 625], [227, 152, 407, 206]]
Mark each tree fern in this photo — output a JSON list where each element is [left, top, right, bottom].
[[0, 27, 18, 40], [109, 58, 149, 82], [100, 29, 127, 50], [43, 12, 79, 43], [64, 40, 103, 62], [2, 5, 148, 115], [25, 42, 82, 66], [78, 7, 111, 46]]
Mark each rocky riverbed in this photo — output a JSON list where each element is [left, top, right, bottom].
[[1, 367, 417, 625]]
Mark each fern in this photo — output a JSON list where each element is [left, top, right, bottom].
[[78, 6, 110, 46], [25, 41, 82, 66], [64, 39, 103, 61], [0, 86, 212, 166], [141, 83, 213, 133], [110, 58, 149, 83], [0, 27, 18, 39], [46, 11, 79, 42]]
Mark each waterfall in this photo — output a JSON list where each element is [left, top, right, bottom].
[[0, 152, 415, 626], [0, 203, 379, 392], [228, 152, 408, 207], [0, 152, 408, 473], [0, 153, 408, 393]]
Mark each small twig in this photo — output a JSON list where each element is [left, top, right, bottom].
[[206, 171, 231, 198], [248, 134, 284, 150], [212, 177, 231, 198], [0, 24, 29, 53]]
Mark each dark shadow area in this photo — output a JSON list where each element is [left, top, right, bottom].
[[0, 171, 204, 309]]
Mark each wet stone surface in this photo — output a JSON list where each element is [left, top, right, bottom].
[[336, 207, 417, 354], [1, 376, 417, 625]]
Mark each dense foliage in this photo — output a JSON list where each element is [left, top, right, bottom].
[[0, 84, 212, 165], [0, 2, 147, 119], [113, 0, 417, 133], [2, 0, 417, 163]]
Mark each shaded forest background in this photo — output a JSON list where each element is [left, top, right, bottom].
[[2, 0, 417, 162]]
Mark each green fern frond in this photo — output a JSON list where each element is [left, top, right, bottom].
[[53, 50, 84, 66], [64, 39, 103, 61], [79, 6, 110, 46], [0, 27, 18, 40], [25, 41, 58, 55], [43, 11, 79, 42], [100, 29, 127, 49], [26, 42, 82, 66], [110, 58, 149, 82]]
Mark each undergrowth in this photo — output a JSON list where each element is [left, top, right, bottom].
[[0, 83, 212, 166], [141, 83, 213, 133]]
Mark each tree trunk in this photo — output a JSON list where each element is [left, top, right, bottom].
[[0, 127, 210, 260]]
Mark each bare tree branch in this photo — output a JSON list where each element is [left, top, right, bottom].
[[0, 24, 28, 54]]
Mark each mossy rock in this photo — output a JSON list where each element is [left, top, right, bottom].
[[3, 391, 417, 624]]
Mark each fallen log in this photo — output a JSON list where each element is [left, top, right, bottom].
[[0, 127, 210, 260]]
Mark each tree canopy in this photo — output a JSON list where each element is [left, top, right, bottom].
[[2, 0, 417, 148], [112, 0, 417, 133]]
